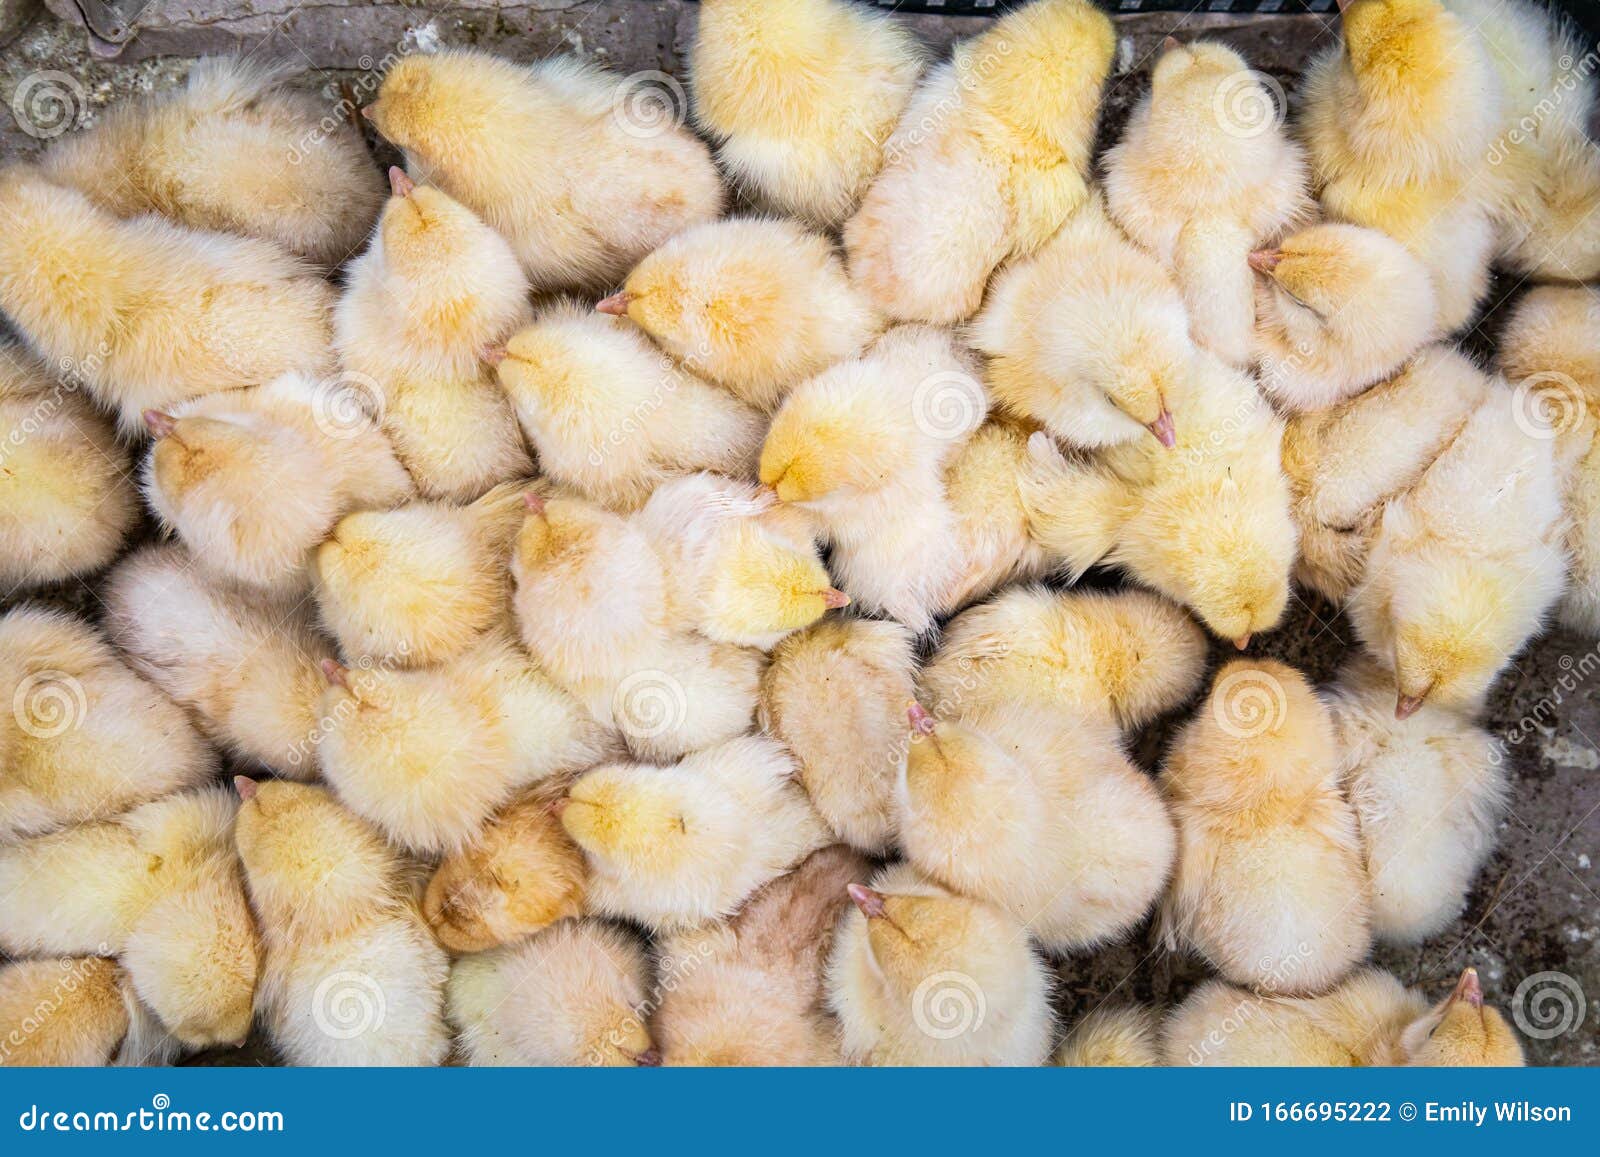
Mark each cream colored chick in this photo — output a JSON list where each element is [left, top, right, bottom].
[[940, 414, 1056, 609], [41, 58, 384, 267], [0, 606, 213, 840], [234, 779, 449, 1066], [1251, 223, 1440, 412], [0, 957, 175, 1067], [1024, 355, 1297, 645], [314, 480, 532, 667], [1300, 0, 1503, 332], [1054, 1006, 1162, 1067], [653, 844, 869, 1066], [1166, 965, 1524, 1066], [902, 699, 1175, 953], [600, 217, 881, 411], [0, 347, 136, 592], [560, 736, 829, 932], [1162, 661, 1371, 994], [972, 197, 1194, 450], [449, 918, 656, 1066], [336, 169, 533, 501], [691, 0, 922, 226], [365, 50, 722, 291], [494, 304, 764, 512], [142, 373, 414, 596], [826, 862, 1053, 1066], [1328, 656, 1506, 942], [0, 165, 334, 435], [423, 787, 587, 954], [844, 0, 1115, 323], [920, 586, 1207, 732], [758, 617, 917, 853], [319, 629, 612, 856], [1104, 39, 1314, 367]]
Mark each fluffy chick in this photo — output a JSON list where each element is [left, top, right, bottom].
[[940, 414, 1055, 609], [234, 779, 449, 1066], [844, 0, 1115, 323], [1104, 38, 1314, 367], [0, 165, 333, 435], [494, 304, 764, 512], [560, 736, 829, 932], [0, 347, 136, 592], [1054, 1006, 1162, 1067], [826, 862, 1053, 1066], [0, 957, 174, 1067], [600, 217, 880, 411], [142, 373, 414, 596], [41, 58, 384, 267], [365, 50, 722, 291], [653, 844, 869, 1065], [1161, 661, 1372, 994], [448, 919, 656, 1066]]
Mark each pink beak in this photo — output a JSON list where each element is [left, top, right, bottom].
[[847, 884, 888, 919], [143, 410, 178, 439], [1249, 249, 1284, 275], [388, 166, 415, 198], [1147, 410, 1177, 449], [233, 775, 258, 801], [595, 292, 632, 316], [907, 701, 936, 736]]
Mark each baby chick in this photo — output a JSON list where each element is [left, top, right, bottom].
[[234, 779, 450, 1066], [902, 699, 1176, 953], [0, 957, 174, 1067], [493, 304, 764, 512], [940, 414, 1055, 609], [1054, 1006, 1162, 1067], [826, 863, 1054, 1066], [448, 918, 656, 1066], [0, 606, 213, 840], [843, 0, 1115, 323], [364, 49, 722, 291], [1328, 656, 1507, 942], [1104, 38, 1314, 367], [690, 0, 922, 227], [1251, 223, 1440, 412], [335, 169, 534, 501], [653, 844, 870, 1065], [0, 165, 334, 435], [559, 736, 830, 933], [141, 373, 415, 596], [314, 480, 533, 667], [0, 347, 137, 593], [104, 543, 334, 779], [1161, 661, 1371, 995], [598, 217, 881, 411], [40, 58, 385, 267]]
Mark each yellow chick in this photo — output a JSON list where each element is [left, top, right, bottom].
[[0, 606, 213, 840], [901, 698, 1175, 953], [335, 169, 534, 501], [103, 544, 335, 779], [40, 58, 385, 268], [843, 0, 1114, 323], [1161, 661, 1372, 995], [234, 778, 449, 1066], [1300, 0, 1503, 332], [0, 347, 136, 592], [422, 787, 587, 955], [1251, 222, 1441, 412], [364, 49, 722, 291], [448, 918, 656, 1066], [1104, 39, 1314, 367], [653, 844, 870, 1066], [1024, 355, 1298, 645], [319, 628, 613, 856], [0, 165, 334, 436], [141, 373, 415, 597], [825, 863, 1054, 1066], [1054, 1006, 1162, 1067], [599, 217, 881, 411], [690, 0, 922, 226], [757, 617, 917, 853], [972, 197, 1194, 451], [1328, 656, 1507, 942], [493, 304, 764, 513], [314, 480, 533, 667], [1166, 966, 1524, 1066], [940, 414, 1055, 610], [0, 957, 175, 1067], [559, 735, 829, 932]]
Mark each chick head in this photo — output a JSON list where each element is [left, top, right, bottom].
[[1170, 659, 1333, 802], [701, 524, 844, 645], [903, 706, 988, 792], [1401, 968, 1525, 1066], [362, 54, 462, 162], [1340, 0, 1452, 79], [1150, 39, 1250, 101], [512, 496, 630, 589], [558, 764, 694, 879], [758, 396, 903, 505]]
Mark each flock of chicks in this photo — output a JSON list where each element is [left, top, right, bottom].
[[0, 0, 1595, 1067]]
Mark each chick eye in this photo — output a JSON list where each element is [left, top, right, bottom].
[[1279, 285, 1328, 324]]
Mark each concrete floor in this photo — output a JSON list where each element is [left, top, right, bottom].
[[0, 2, 1596, 1066]]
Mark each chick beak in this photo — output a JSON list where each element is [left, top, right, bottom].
[[1248, 249, 1284, 275], [1395, 693, 1426, 720], [359, 103, 377, 122], [143, 410, 178, 439], [233, 775, 258, 802], [1334, 0, 1353, 12], [1450, 967, 1484, 1009], [1162, 34, 1182, 52], [480, 343, 507, 367], [633, 1047, 662, 1067], [907, 701, 937, 736], [1146, 410, 1177, 449], [320, 658, 352, 691], [846, 884, 889, 920], [821, 588, 851, 610], [387, 166, 415, 198], [1234, 634, 1252, 651], [522, 492, 547, 515], [595, 292, 633, 316]]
